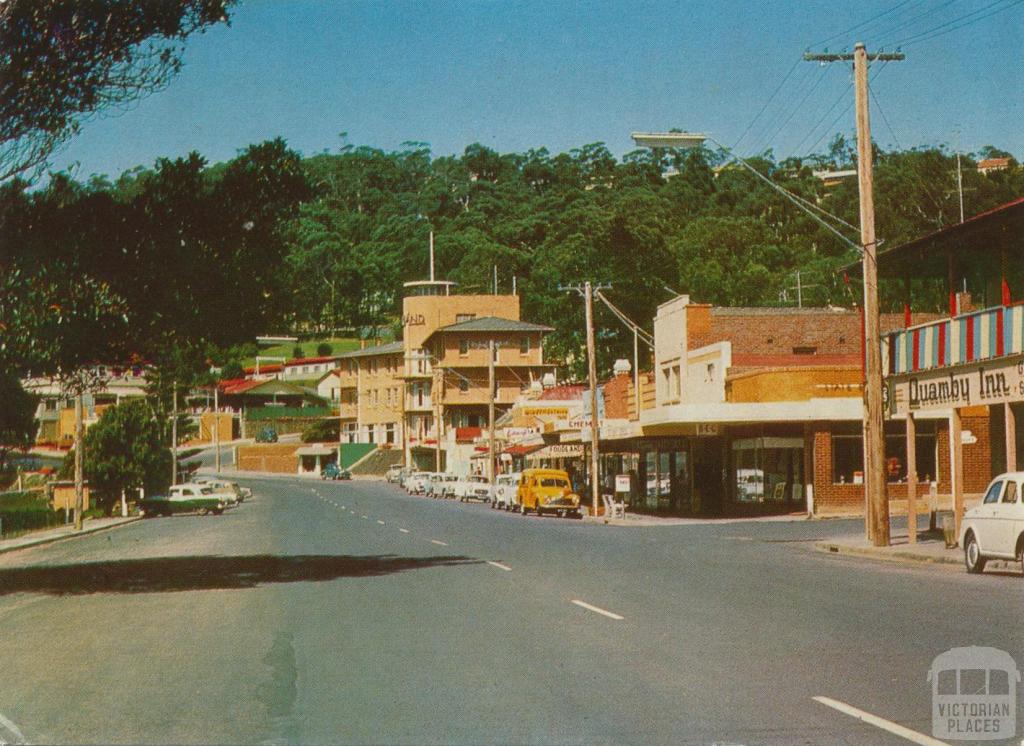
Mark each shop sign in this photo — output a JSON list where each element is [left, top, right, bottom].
[[887, 356, 1024, 415], [503, 426, 539, 440], [521, 406, 570, 418], [402, 313, 425, 327], [615, 474, 631, 493], [528, 444, 584, 460], [696, 423, 720, 436]]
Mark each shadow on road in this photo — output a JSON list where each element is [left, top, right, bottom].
[[0, 554, 479, 596]]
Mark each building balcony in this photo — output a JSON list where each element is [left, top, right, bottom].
[[883, 303, 1024, 376], [405, 397, 433, 412]]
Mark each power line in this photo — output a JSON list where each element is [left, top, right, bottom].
[[873, 0, 961, 45], [745, 63, 821, 155], [755, 66, 830, 156], [789, 79, 853, 157], [893, 0, 1024, 47], [732, 57, 802, 152], [802, 60, 889, 157], [810, 0, 916, 47], [869, 83, 901, 151]]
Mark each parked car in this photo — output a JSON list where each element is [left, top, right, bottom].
[[255, 427, 278, 443], [138, 483, 227, 517], [194, 478, 244, 506], [385, 465, 406, 483], [405, 472, 432, 495], [492, 472, 521, 510], [457, 474, 493, 503], [960, 472, 1024, 574], [516, 468, 582, 518], [322, 462, 352, 481], [437, 473, 460, 498], [425, 473, 451, 498]]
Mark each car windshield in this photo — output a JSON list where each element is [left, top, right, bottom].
[[539, 478, 569, 488], [469, 476, 487, 483], [200, 487, 213, 495]]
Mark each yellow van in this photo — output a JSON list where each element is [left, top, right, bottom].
[[515, 468, 582, 518]]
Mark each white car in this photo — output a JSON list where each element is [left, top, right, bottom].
[[405, 472, 432, 495], [960, 472, 1024, 574], [436, 473, 460, 498], [196, 478, 245, 506], [457, 475, 493, 503], [492, 472, 521, 510]]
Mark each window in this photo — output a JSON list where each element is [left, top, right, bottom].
[[459, 378, 469, 392], [983, 480, 1003, 504], [520, 336, 530, 354], [832, 422, 938, 484], [1002, 481, 1018, 503], [459, 339, 469, 356], [302, 366, 309, 373], [793, 346, 817, 355], [456, 313, 475, 323]]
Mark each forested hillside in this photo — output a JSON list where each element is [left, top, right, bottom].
[[3, 136, 1022, 379]]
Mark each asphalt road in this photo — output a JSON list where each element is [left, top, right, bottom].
[[0, 473, 1020, 745]]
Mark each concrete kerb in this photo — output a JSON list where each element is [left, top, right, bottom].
[[813, 534, 965, 567], [0, 516, 141, 556]]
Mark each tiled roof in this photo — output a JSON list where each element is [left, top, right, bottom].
[[434, 316, 553, 333], [243, 363, 282, 374], [538, 384, 587, 400], [337, 341, 405, 359], [220, 378, 265, 395]]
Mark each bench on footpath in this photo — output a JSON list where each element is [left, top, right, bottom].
[[602, 494, 626, 520]]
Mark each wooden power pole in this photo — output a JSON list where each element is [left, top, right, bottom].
[[488, 338, 496, 487], [74, 392, 84, 530], [805, 43, 904, 547], [584, 282, 601, 517]]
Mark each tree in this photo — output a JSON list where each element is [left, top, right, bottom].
[[0, 375, 38, 477], [81, 399, 171, 513], [0, 0, 234, 181], [316, 342, 333, 356]]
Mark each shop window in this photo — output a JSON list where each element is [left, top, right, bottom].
[[884, 420, 937, 483]]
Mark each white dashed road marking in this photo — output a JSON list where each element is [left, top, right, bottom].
[[812, 696, 947, 746], [0, 711, 27, 744], [571, 599, 624, 621], [377, 520, 385, 525], [399, 528, 410, 533], [486, 561, 512, 571], [430, 540, 448, 546]]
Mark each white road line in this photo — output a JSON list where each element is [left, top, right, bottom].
[[812, 696, 948, 746], [377, 520, 386, 525], [0, 712, 26, 744], [399, 528, 410, 533], [430, 539, 448, 546], [571, 599, 624, 621], [487, 561, 512, 571], [361, 515, 368, 519]]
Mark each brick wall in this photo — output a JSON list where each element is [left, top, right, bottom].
[[810, 413, 993, 515], [603, 373, 632, 419], [690, 308, 941, 359], [237, 443, 299, 473]]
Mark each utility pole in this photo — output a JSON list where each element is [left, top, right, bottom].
[[213, 384, 221, 474], [560, 282, 610, 516], [433, 366, 443, 473], [74, 392, 84, 530], [805, 43, 903, 547], [171, 382, 178, 486], [956, 152, 965, 223], [488, 338, 496, 486]]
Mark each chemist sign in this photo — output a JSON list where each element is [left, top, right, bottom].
[[888, 356, 1024, 415]]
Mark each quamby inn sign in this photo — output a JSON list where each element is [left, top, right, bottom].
[[887, 354, 1024, 415]]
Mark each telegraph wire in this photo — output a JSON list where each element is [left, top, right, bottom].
[[872, 0, 961, 45], [869, 83, 902, 151], [809, 0, 916, 47], [744, 62, 821, 156], [732, 56, 802, 152], [892, 0, 1024, 47]]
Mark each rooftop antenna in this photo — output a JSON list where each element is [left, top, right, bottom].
[[429, 231, 435, 282]]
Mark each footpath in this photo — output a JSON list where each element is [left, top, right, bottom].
[[813, 530, 1024, 572], [0, 516, 140, 556]]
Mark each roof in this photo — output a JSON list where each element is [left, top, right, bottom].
[[243, 363, 282, 375], [538, 384, 587, 401], [220, 378, 319, 398], [285, 355, 342, 367], [433, 316, 554, 334], [844, 195, 1024, 278], [977, 157, 1011, 169], [337, 341, 405, 359], [220, 378, 265, 395]]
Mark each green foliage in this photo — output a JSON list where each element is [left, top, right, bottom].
[[0, 375, 38, 474], [0, 0, 235, 181], [81, 399, 172, 512], [246, 407, 334, 421], [301, 419, 340, 443], [316, 342, 333, 356], [0, 491, 62, 537], [292, 345, 305, 358]]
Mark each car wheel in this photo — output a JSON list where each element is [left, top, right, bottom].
[[1016, 536, 1024, 575], [199, 508, 209, 516], [964, 531, 987, 574]]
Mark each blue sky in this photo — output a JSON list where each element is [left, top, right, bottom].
[[51, 0, 1024, 180]]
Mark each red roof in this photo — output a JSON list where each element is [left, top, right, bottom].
[[538, 384, 587, 401], [978, 157, 1011, 170], [285, 355, 340, 367], [220, 378, 265, 395], [243, 364, 282, 375], [503, 444, 543, 456]]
